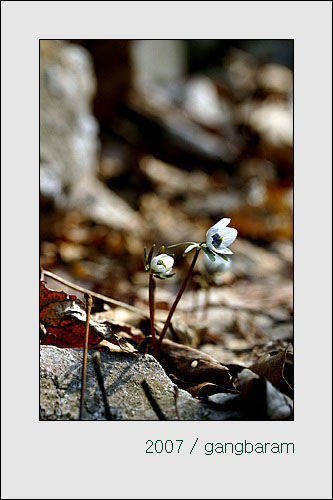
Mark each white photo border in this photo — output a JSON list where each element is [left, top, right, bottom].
[[2, 2, 332, 499]]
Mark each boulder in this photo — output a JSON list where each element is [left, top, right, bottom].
[[40, 40, 98, 204], [40, 346, 209, 420], [40, 40, 143, 232]]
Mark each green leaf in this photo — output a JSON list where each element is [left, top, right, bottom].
[[183, 243, 198, 256], [167, 241, 197, 249], [143, 247, 150, 271], [147, 244, 156, 266], [153, 272, 175, 279], [201, 247, 216, 262], [221, 254, 229, 262]]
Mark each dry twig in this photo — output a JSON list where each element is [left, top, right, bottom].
[[141, 380, 167, 420], [42, 268, 150, 319], [92, 351, 113, 420], [79, 293, 92, 420], [174, 384, 181, 420]]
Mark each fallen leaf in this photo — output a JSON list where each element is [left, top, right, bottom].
[[168, 374, 237, 398], [96, 339, 137, 355], [40, 281, 124, 348], [158, 339, 235, 392], [249, 344, 293, 396]]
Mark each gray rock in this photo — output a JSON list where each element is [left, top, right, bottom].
[[40, 40, 145, 232], [40, 40, 99, 204], [40, 346, 209, 420], [265, 379, 293, 420]]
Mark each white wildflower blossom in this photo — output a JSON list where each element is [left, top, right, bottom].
[[203, 251, 231, 274], [206, 218, 238, 255], [150, 254, 174, 277]]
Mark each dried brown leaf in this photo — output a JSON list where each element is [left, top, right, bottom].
[[40, 281, 125, 348], [169, 374, 237, 399], [249, 344, 293, 396], [158, 339, 235, 391]]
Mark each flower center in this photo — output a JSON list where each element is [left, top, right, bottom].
[[157, 260, 166, 268], [212, 233, 223, 248]]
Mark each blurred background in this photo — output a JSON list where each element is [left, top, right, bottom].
[[40, 39, 293, 362]]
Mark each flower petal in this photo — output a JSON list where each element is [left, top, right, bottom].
[[211, 217, 231, 232], [151, 263, 166, 273], [161, 255, 174, 269], [151, 254, 174, 275], [206, 235, 218, 254], [220, 227, 238, 247], [203, 252, 231, 274], [214, 246, 233, 255], [206, 218, 231, 250]]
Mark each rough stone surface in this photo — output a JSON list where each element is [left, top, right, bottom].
[[40, 40, 143, 232], [40, 40, 99, 204], [40, 346, 209, 421]]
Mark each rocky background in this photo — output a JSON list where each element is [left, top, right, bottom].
[[40, 39, 293, 420]]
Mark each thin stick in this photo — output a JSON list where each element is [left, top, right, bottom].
[[156, 247, 200, 355], [281, 344, 293, 392], [148, 274, 156, 355], [174, 384, 181, 420], [141, 380, 167, 420], [92, 351, 113, 420], [42, 268, 150, 319], [79, 293, 93, 420]]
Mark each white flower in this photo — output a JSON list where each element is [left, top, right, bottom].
[[203, 251, 231, 274], [150, 254, 174, 277], [206, 218, 237, 255]]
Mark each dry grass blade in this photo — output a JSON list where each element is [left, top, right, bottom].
[[79, 294, 93, 420]]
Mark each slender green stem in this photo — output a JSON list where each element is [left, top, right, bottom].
[[149, 273, 156, 355], [167, 242, 197, 249], [156, 247, 201, 356]]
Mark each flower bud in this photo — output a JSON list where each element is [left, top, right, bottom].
[[151, 254, 174, 277]]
